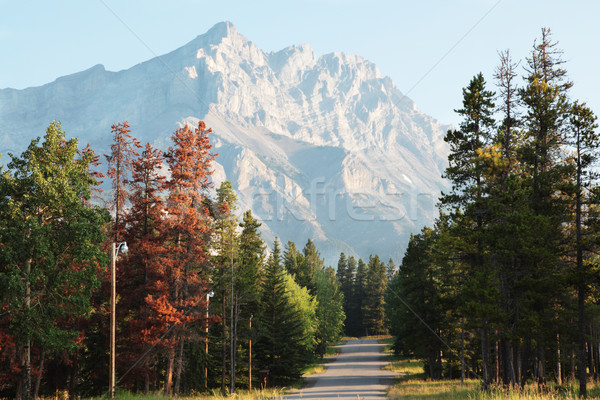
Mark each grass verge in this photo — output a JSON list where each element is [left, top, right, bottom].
[[385, 355, 600, 399], [91, 388, 285, 400]]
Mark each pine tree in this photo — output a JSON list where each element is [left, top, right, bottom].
[[212, 181, 240, 393], [363, 255, 388, 335], [566, 101, 600, 397], [120, 142, 167, 392], [255, 240, 308, 385], [441, 72, 496, 388], [518, 28, 572, 387], [354, 259, 369, 337], [314, 267, 345, 357], [386, 228, 445, 379], [158, 121, 216, 394], [343, 256, 358, 336], [296, 238, 323, 293], [284, 241, 303, 278], [104, 121, 141, 242], [236, 209, 264, 390]]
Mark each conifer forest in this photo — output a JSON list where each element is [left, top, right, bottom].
[[2, 27, 600, 399]]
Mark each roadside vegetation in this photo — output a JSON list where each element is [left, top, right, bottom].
[[385, 352, 600, 399]]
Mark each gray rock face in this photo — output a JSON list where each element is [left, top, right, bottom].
[[0, 21, 449, 265]]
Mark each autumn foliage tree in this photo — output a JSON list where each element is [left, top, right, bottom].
[[104, 121, 140, 242], [154, 121, 216, 395]]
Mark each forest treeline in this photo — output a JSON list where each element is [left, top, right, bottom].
[[0, 120, 346, 398], [385, 28, 600, 397]]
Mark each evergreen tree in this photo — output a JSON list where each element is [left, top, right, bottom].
[[314, 267, 345, 356], [283, 241, 303, 278], [104, 121, 141, 242], [343, 256, 358, 336], [386, 258, 397, 281], [235, 209, 265, 390], [566, 101, 600, 397], [517, 28, 572, 387], [354, 259, 369, 337], [159, 121, 216, 394], [255, 240, 308, 385], [441, 72, 497, 388], [363, 255, 388, 336], [211, 181, 239, 392], [386, 228, 446, 379], [296, 238, 323, 293]]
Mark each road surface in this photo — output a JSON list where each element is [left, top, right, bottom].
[[283, 338, 398, 399]]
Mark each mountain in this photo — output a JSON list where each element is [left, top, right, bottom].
[[0, 21, 450, 265]]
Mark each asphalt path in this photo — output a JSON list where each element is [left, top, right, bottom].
[[283, 338, 398, 399]]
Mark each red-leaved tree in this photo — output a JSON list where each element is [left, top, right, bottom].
[[151, 121, 216, 395], [105, 121, 141, 242]]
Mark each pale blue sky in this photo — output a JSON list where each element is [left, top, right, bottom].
[[1, 0, 598, 125]]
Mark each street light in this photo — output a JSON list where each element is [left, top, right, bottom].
[[205, 290, 214, 389], [109, 241, 128, 399]]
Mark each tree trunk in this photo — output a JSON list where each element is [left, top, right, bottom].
[[571, 348, 576, 382], [174, 339, 185, 395], [144, 370, 150, 395], [68, 355, 78, 400], [506, 341, 516, 387], [481, 325, 489, 390], [495, 334, 500, 383], [249, 316, 252, 391], [33, 351, 45, 400], [460, 317, 465, 384], [164, 345, 175, 395], [537, 346, 546, 388], [556, 333, 562, 385], [516, 342, 522, 387], [221, 292, 227, 394], [22, 258, 32, 400], [231, 294, 238, 393]]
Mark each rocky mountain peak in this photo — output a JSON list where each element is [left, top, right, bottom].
[[0, 21, 449, 265]]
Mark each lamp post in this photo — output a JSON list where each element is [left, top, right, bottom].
[[204, 290, 214, 390], [109, 241, 128, 399]]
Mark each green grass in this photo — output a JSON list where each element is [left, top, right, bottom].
[[88, 388, 285, 400], [384, 354, 600, 399], [301, 345, 341, 376]]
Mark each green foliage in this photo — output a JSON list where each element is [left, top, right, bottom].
[[0, 121, 109, 352], [282, 273, 317, 356], [363, 255, 388, 336], [255, 240, 310, 385], [313, 267, 345, 356]]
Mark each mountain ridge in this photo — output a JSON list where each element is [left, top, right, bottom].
[[0, 21, 450, 265]]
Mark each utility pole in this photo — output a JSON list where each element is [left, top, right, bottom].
[[23, 258, 31, 400], [204, 291, 213, 390], [109, 243, 116, 399], [249, 314, 253, 391], [109, 242, 127, 399], [230, 232, 235, 394]]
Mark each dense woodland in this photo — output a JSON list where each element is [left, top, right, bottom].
[[0, 121, 347, 398], [2, 26, 599, 400], [386, 28, 600, 397]]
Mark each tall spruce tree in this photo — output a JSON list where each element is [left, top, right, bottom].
[[255, 240, 307, 385], [518, 28, 572, 387], [441, 72, 496, 388], [354, 259, 369, 337], [314, 267, 345, 356], [363, 255, 388, 336], [566, 101, 600, 397]]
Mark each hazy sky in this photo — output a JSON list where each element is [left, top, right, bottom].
[[1, 0, 598, 125]]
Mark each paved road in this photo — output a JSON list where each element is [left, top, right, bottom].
[[283, 339, 398, 399]]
